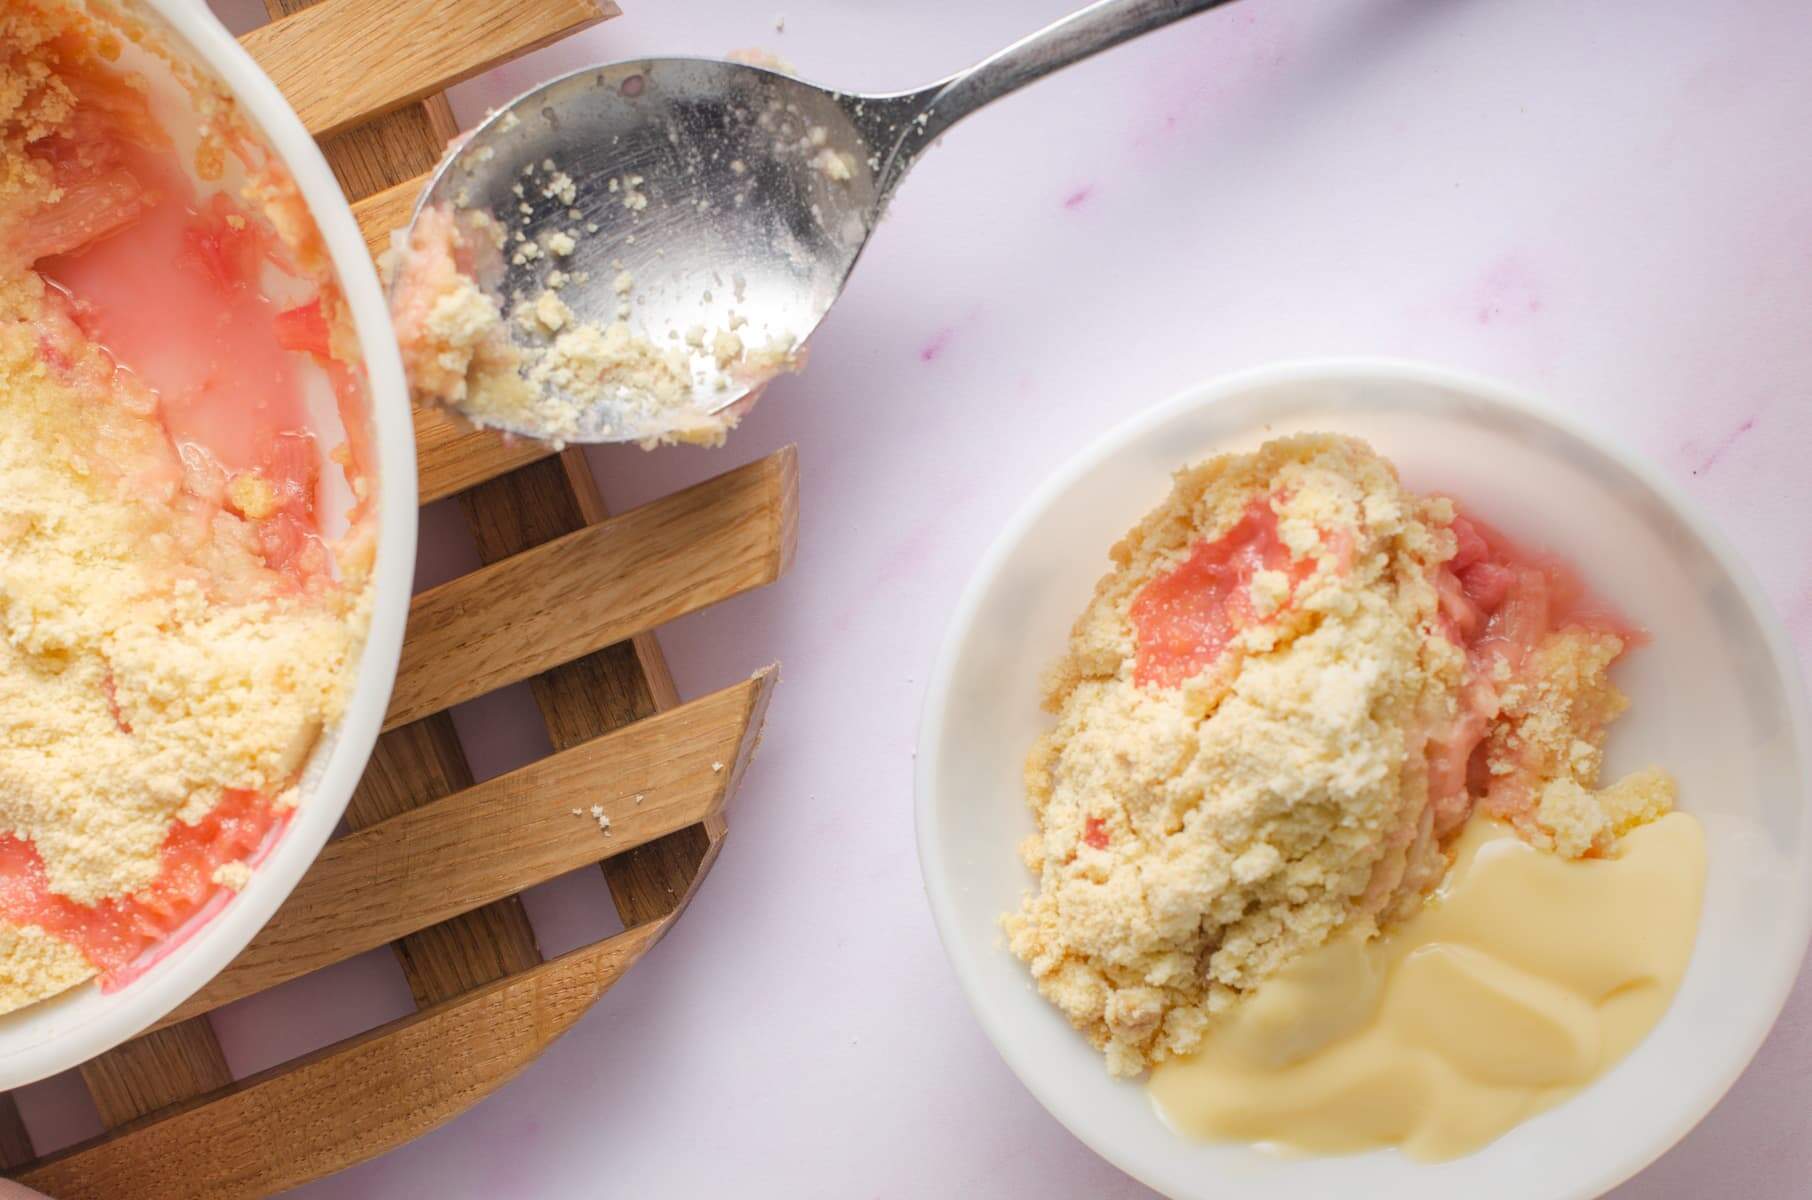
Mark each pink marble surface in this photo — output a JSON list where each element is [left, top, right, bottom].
[[19, 0, 1812, 1195]]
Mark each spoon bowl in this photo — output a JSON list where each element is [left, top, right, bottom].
[[415, 59, 896, 441]]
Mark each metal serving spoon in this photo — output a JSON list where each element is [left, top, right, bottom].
[[408, 0, 1240, 443]]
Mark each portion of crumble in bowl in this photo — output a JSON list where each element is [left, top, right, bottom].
[[388, 194, 798, 450], [1003, 434, 1673, 1077], [0, 0, 376, 1012]]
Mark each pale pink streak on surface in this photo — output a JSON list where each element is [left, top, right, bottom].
[[1688, 414, 1759, 477], [919, 326, 956, 362]]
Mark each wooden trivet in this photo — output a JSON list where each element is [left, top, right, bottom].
[[1, 2, 795, 1195]]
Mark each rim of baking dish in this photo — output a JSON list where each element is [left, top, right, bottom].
[[915, 356, 1812, 1200], [0, 0, 416, 1088]]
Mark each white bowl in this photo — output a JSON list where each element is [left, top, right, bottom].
[[916, 359, 1812, 1200], [0, 0, 417, 1087]]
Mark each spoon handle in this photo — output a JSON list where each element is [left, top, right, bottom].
[[877, 0, 1244, 184]]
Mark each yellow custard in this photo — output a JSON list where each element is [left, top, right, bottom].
[[1148, 813, 1706, 1161]]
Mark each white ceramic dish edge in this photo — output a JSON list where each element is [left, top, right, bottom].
[[0, 0, 417, 1088], [916, 357, 1812, 1200]]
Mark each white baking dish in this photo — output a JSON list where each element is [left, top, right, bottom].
[[0, 0, 417, 1088]]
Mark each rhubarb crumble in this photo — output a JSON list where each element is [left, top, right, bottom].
[[1004, 435, 1673, 1076], [0, 0, 375, 1011]]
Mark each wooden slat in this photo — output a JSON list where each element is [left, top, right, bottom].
[[346, 717, 542, 1009], [318, 101, 459, 199], [154, 673, 773, 1030], [263, 0, 460, 200], [78, 1034, 232, 1130], [386, 449, 799, 731], [549, 448, 685, 715], [241, 0, 612, 139], [465, 453, 721, 927], [353, 176, 422, 258], [414, 405, 554, 505], [22, 921, 665, 1200], [463, 452, 684, 732]]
